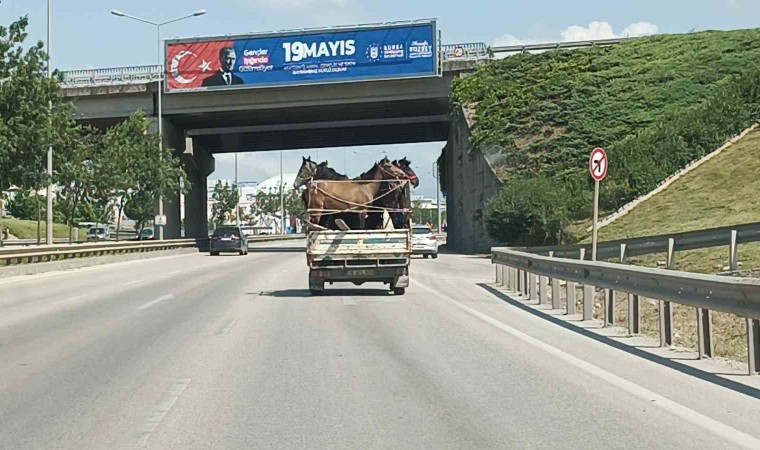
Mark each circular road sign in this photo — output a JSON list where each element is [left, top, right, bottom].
[[589, 147, 608, 181]]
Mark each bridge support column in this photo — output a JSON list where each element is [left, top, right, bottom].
[[150, 118, 186, 239], [183, 137, 215, 240]]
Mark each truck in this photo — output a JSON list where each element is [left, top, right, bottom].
[[304, 177, 412, 296], [307, 228, 411, 295]]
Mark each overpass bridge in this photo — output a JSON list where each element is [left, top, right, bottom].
[[59, 37, 628, 245]]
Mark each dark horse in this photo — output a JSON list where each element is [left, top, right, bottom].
[[302, 158, 406, 230], [362, 157, 419, 229]]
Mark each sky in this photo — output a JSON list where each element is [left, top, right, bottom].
[[1, 0, 758, 198]]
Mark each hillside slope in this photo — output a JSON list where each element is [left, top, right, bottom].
[[597, 126, 760, 274], [452, 28, 760, 245]]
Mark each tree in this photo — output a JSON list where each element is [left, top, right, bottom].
[[98, 111, 189, 240], [210, 181, 239, 227], [124, 191, 155, 239], [56, 126, 100, 242], [0, 17, 77, 244]]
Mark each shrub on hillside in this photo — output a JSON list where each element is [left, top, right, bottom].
[[485, 175, 590, 245]]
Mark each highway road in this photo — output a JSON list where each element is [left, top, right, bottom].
[[1, 240, 760, 449]]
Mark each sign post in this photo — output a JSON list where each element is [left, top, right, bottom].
[[589, 147, 608, 261]]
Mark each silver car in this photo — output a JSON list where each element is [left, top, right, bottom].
[[411, 225, 438, 258]]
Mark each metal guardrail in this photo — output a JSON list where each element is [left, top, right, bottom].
[[60, 65, 162, 88], [441, 42, 489, 61], [492, 227, 760, 375], [527, 222, 760, 270], [491, 37, 629, 55], [0, 234, 303, 266]]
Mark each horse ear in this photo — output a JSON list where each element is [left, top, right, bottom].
[[302, 156, 306, 162]]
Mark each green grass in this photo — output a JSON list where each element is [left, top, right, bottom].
[[595, 128, 760, 273], [1, 218, 89, 240]]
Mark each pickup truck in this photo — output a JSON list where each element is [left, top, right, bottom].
[[306, 229, 411, 295]]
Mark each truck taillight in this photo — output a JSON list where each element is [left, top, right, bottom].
[[430, 235, 437, 241], [231, 234, 240, 240]]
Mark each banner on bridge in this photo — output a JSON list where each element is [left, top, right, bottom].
[[165, 20, 439, 93]]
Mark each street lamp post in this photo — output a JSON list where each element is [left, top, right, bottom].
[[111, 9, 206, 240], [46, 0, 53, 245], [280, 151, 285, 235], [433, 161, 441, 233]]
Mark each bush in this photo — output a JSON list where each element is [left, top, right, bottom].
[[485, 175, 590, 245]]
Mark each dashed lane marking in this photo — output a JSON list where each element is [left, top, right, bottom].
[[138, 378, 191, 447], [138, 294, 175, 311]]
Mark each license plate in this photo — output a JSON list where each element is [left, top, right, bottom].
[[346, 269, 374, 277], [221, 237, 232, 241]]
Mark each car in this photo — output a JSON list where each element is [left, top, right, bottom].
[[209, 226, 248, 256], [411, 225, 438, 258], [86, 227, 110, 242], [136, 228, 154, 240]]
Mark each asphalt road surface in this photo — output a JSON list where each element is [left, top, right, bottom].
[[1, 240, 759, 449]]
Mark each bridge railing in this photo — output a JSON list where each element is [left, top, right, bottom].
[[441, 42, 489, 61], [60, 65, 162, 88], [492, 222, 760, 376]]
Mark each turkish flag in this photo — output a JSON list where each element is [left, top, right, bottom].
[[166, 40, 234, 91]]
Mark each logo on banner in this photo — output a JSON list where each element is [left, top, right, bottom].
[[409, 40, 433, 59], [383, 43, 405, 59], [366, 43, 381, 62]]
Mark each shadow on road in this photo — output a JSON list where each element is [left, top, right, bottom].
[[478, 283, 760, 401], [247, 246, 305, 253], [253, 288, 392, 298]]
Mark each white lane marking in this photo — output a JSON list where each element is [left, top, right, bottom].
[[138, 294, 175, 311], [412, 280, 760, 449], [50, 294, 89, 305], [166, 270, 181, 275], [342, 297, 357, 306], [122, 280, 144, 287], [215, 319, 237, 336], [138, 378, 191, 447]]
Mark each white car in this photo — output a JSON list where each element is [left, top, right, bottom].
[[411, 225, 438, 258]]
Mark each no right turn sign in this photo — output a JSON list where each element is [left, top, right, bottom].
[[589, 147, 608, 181]]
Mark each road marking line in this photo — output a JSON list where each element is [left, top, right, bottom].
[[342, 297, 357, 306], [166, 270, 181, 275], [50, 294, 89, 305], [138, 294, 175, 311], [215, 319, 237, 336], [138, 378, 191, 447], [122, 280, 144, 287], [412, 280, 760, 449]]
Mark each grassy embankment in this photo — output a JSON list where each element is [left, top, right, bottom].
[[1, 218, 88, 240]]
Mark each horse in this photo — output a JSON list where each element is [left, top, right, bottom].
[[294, 157, 351, 228], [360, 157, 419, 229], [304, 159, 406, 230]]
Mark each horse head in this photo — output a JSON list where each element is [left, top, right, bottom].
[[294, 156, 317, 189], [378, 158, 407, 180], [393, 157, 419, 188]]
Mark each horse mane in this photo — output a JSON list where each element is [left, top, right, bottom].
[[316, 162, 349, 180], [356, 162, 379, 180]]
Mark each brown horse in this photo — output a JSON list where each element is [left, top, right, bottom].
[[304, 158, 406, 229]]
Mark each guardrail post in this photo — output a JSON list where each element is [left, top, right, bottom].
[[604, 289, 615, 327], [748, 319, 760, 375], [539, 275, 549, 306], [729, 230, 739, 273], [495, 265, 502, 285], [659, 238, 676, 347], [528, 273, 538, 302], [697, 308, 714, 359], [509, 268, 517, 292], [523, 270, 529, 297], [551, 277, 561, 310], [628, 294, 640, 335], [502, 266, 509, 289], [566, 281, 576, 315]]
